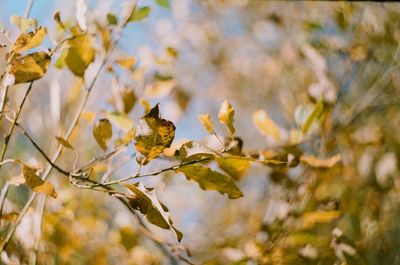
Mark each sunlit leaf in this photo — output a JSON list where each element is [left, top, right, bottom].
[[300, 210, 341, 229], [216, 156, 250, 181], [22, 165, 57, 198], [179, 141, 215, 162], [55, 136, 74, 149], [115, 57, 135, 70], [10, 52, 51, 84], [198, 113, 214, 135], [176, 165, 243, 199], [144, 80, 175, 99], [10, 16, 36, 33], [300, 154, 341, 168], [93, 118, 112, 150], [128, 7, 151, 22], [106, 111, 134, 132], [301, 99, 324, 134], [54, 49, 67, 69], [218, 100, 235, 136], [12, 27, 47, 53], [135, 104, 175, 164], [140, 98, 151, 114], [107, 13, 118, 25], [125, 183, 182, 241], [252, 109, 281, 140], [65, 31, 95, 77]]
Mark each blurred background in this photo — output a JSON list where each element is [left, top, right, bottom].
[[1, 0, 400, 264]]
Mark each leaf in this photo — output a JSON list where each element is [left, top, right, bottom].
[[216, 156, 250, 181], [54, 49, 67, 69], [301, 211, 341, 229], [65, 31, 95, 77], [10, 16, 36, 33], [155, 0, 169, 8], [22, 165, 57, 198], [55, 136, 74, 149], [218, 100, 235, 136], [106, 111, 134, 132], [176, 165, 243, 199], [121, 89, 136, 113], [129, 7, 152, 22], [252, 109, 281, 140], [9, 52, 51, 84], [115, 57, 136, 70], [125, 183, 182, 241], [140, 98, 151, 114], [300, 154, 341, 168], [301, 99, 324, 134], [134, 104, 175, 164], [12, 27, 47, 53], [198, 113, 214, 134], [107, 13, 118, 25], [93, 118, 113, 150], [179, 141, 215, 162]]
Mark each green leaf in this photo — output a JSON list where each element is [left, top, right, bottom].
[[9, 52, 51, 84], [216, 156, 250, 181], [179, 141, 215, 162], [134, 104, 175, 164], [106, 111, 134, 132], [301, 99, 324, 134], [54, 49, 67, 69], [176, 165, 243, 199], [155, 0, 169, 8], [198, 113, 214, 135], [65, 31, 95, 77], [128, 7, 151, 22], [22, 164, 57, 198], [106, 13, 118, 25], [12, 27, 47, 53], [93, 118, 113, 150], [218, 100, 235, 136], [125, 183, 183, 241]]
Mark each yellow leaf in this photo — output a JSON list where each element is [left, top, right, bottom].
[[301, 99, 324, 134], [65, 31, 95, 77], [9, 52, 51, 84], [12, 27, 47, 53], [252, 109, 281, 140], [55, 136, 74, 149], [301, 211, 341, 229], [22, 165, 57, 198], [121, 89, 136, 113], [106, 111, 134, 132], [198, 113, 214, 134], [134, 104, 175, 164], [218, 100, 235, 136], [140, 98, 151, 114], [300, 154, 341, 168], [115, 57, 136, 70], [93, 119, 113, 150], [216, 156, 250, 181], [176, 164, 243, 199]]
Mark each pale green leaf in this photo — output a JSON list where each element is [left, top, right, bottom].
[[252, 109, 281, 140], [301, 99, 324, 134]]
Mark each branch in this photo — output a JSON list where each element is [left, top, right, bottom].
[[0, 3, 136, 253]]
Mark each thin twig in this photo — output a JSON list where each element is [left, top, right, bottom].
[[0, 3, 135, 253]]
